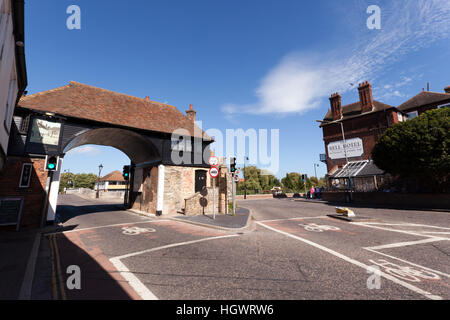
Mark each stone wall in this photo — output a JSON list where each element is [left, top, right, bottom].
[[130, 164, 231, 216], [184, 186, 220, 216], [163, 166, 197, 215]]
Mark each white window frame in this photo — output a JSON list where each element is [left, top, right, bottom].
[[437, 103, 450, 109], [407, 111, 418, 120], [171, 135, 192, 152], [19, 163, 33, 188]]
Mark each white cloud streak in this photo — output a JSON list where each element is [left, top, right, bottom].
[[222, 0, 450, 115], [67, 145, 101, 155]]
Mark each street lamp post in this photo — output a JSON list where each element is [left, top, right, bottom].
[[96, 164, 103, 199], [313, 163, 319, 179], [243, 156, 249, 199]]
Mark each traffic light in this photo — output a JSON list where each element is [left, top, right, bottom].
[[301, 174, 307, 182], [46, 156, 58, 171], [230, 157, 236, 174], [123, 165, 130, 181]]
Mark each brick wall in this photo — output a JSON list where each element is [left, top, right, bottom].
[[322, 191, 450, 209], [0, 156, 48, 229], [322, 110, 394, 174]]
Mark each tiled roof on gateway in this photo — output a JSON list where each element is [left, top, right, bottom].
[[18, 81, 211, 140]]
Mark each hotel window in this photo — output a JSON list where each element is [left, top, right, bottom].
[[406, 111, 418, 120]]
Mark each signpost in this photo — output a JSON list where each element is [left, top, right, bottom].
[[208, 157, 220, 220]]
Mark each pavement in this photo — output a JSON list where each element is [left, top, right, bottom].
[[0, 228, 40, 299], [3, 194, 449, 300]]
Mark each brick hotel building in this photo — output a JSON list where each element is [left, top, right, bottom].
[[319, 81, 405, 192], [320, 82, 450, 192]]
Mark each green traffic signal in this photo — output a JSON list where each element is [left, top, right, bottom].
[[47, 156, 58, 171]]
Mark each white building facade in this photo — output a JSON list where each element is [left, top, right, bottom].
[[0, 0, 27, 171]]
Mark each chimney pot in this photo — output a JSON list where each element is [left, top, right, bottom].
[[186, 104, 197, 123], [358, 80, 374, 113], [444, 86, 450, 94], [329, 92, 342, 120]]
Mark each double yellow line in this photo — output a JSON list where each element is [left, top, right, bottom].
[[48, 234, 67, 300]]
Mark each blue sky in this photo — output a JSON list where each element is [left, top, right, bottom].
[[25, 0, 450, 179]]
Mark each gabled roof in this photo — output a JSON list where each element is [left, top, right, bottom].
[[321, 100, 395, 125], [99, 170, 124, 182], [397, 91, 450, 112], [18, 81, 211, 140]]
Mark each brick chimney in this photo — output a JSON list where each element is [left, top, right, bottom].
[[358, 81, 374, 113], [445, 86, 450, 94], [329, 92, 342, 120], [186, 104, 196, 123]]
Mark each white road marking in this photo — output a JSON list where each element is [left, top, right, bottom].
[[256, 221, 442, 300], [420, 232, 450, 236], [364, 248, 450, 279], [109, 234, 239, 300], [298, 223, 341, 233], [259, 216, 326, 223], [366, 238, 445, 250], [357, 222, 450, 230], [122, 226, 156, 235], [350, 222, 448, 239], [110, 258, 158, 300], [47, 220, 170, 235]]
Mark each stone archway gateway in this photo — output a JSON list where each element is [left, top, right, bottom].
[[0, 81, 227, 229]]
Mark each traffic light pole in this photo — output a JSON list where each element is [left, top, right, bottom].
[[40, 171, 53, 228], [232, 172, 236, 216]]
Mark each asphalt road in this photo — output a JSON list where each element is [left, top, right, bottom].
[[41, 194, 450, 300]]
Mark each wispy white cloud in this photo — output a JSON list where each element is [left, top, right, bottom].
[[67, 145, 101, 155], [222, 0, 450, 115]]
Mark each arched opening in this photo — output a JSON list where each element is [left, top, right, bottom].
[[48, 128, 161, 224], [62, 127, 160, 164]]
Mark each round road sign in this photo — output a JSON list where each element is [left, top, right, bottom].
[[208, 156, 219, 167], [209, 167, 219, 178]]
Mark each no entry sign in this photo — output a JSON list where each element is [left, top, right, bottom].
[[209, 166, 219, 178]]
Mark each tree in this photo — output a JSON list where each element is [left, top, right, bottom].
[[281, 172, 303, 192], [372, 108, 450, 192], [59, 172, 99, 192], [237, 166, 280, 194]]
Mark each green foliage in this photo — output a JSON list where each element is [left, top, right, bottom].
[[372, 108, 450, 192], [281, 173, 325, 192], [59, 172, 99, 192], [237, 166, 280, 194]]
